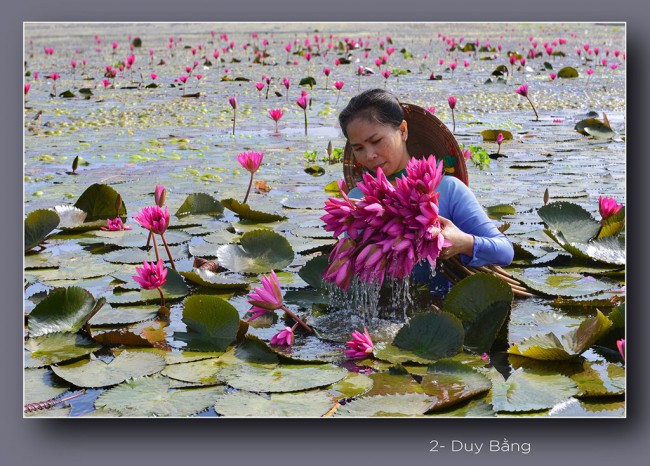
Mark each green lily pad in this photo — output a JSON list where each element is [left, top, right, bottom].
[[574, 118, 613, 138], [175, 193, 224, 217], [180, 269, 250, 290], [297, 254, 329, 289], [214, 390, 335, 417], [95, 375, 225, 416], [568, 236, 626, 266], [548, 397, 624, 417], [508, 310, 613, 360], [108, 268, 189, 305], [230, 220, 284, 234], [557, 66, 579, 78], [442, 274, 512, 353], [393, 311, 464, 359], [25, 209, 60, 252], [328, 373, 374, 400], [24, 368, 71, 405], [51, 351, 166, 388], [216, 363, 348, 393], [217, 229, 294, 274], [221, 198, 287, 222], [94, 229, 191, 248], [538, 202, 600, 243], [373, 342, 437, 365], [28, 256, 120, 282], [480, 129, 513, 142], [570, 361, 625, 397], [25, 332, 101, 367], [511, 267, 619, 297], [597, 207, 625, 239], [162, 357, 225, 385], [428, 399, 495, 417], [299, 76, 317, 88], [491, 368, 578, 412], [103, 244, 189, 264], [73, 183, 126, 222], [421, 360, 492, 412], [304, 165, 325, 176], [334, 393, 434, 417], [88, 305, 160, 326], [174, 295, 241, 352], [486, 204, 516, 220], [28, 287, 106, 337]]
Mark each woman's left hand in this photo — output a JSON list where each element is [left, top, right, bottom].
[[439, 216, 474, 259]]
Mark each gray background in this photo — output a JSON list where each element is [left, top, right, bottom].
[[6, 1, 644, 465]]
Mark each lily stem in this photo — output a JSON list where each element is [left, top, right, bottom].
[[242, 172, 254, 204], [280, 304, 312, 333], [160, 233, 176, 271]]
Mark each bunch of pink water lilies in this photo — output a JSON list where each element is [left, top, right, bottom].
[[321, 155, 449, 290]]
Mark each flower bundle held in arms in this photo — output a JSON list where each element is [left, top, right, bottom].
[[321, 155, 450, 291]]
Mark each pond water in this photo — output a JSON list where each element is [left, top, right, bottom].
[[24, 22, 625, 417]]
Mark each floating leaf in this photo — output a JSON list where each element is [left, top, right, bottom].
[[28, 287, 105, 337], [422, 360, 492, 412], [25, 333, 101, 367], [299, 76, 316, 88], [597, 207, 625, 239], [162, 357, 225, 385], [508, 310, 613, 360], [214, 391, 334, 417], [480, 129, 513, 141], [51, 351, 166, 388], [486, 204, 516, 220], [373, 342, 437, 365], [175, 193, 224, 217], [174, 295, 241, 351], [217, 229, 294, 274], [103, 244, 189, 264], [221, 198, 287, 222], [304, 165, 325, 176], [25, 209, 60, 252], [393, 311, 464, 359], [328, 373, 374, 400], [548, 397, 624, 417], [91, 320, 169, 349], [542, 231, 625, 266], [216, 363, 348, 393], [51, 205, 87, 228], [558, 66, 579, 78], [180, 269, 249, 290], [538, 201, 600, 243], [574, 118, 614, 138], [491, 368, 577, 412], [95, 375, 225, 416], [24, 368, 71, 405], [491, 64, 509, 76], [297, 254, 329, 289], [108, 268, 189, 305], [335, 393, 434, 417], [570, 361, 625, 397], [94, 229, 190, 248], [73, 183, 126, 222], [442, 274, 512, 353]]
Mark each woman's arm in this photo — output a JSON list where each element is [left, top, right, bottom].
[[439, 176, 514, 267]]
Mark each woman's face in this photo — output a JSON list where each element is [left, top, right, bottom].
[[346, 117, 409, 177]]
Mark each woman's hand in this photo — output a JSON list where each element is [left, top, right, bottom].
[[439, 216, 474, 260]]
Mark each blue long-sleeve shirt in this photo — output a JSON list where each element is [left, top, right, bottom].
[[348, 175, 514, 293]]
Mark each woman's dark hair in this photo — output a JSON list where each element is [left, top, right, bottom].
[[338, 88, 405, 138]]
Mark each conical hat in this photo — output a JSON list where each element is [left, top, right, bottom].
[[343, 103, 468, 189]]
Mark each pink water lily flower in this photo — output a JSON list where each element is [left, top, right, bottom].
[[132, 259, 168, 290], [155, 184, 166, 207], [617, 338, 625, 360], [134, 205, 170, 235], [237, 151, 264, 174], [101, 217, 132, 231], [228, 96, 237, 109], [515, 84, 528, 97], [247, 270, 283, 313], [345, 328, 374, 359], [270, 326, 295, 346], [598, 196, 623, 222], [268, 108, 285, 133]]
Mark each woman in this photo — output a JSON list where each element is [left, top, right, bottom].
[[338, 88, 513, 293]]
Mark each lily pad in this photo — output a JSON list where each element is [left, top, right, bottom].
[[95, 375, 225, 416], [297, 254, 329, 289], [214, 390, 335, 417], [570, 361, 625, 397], [511, 267, 619, 297], [597, 207, 625, 239], [25, 209, 60, 252], [28, 287, 106, 338], [480, 129, 513, 141], [393, 311, 464, 359], [216, 363, 348, 393], [328, 373, 374, 400], [442, 274, 512, 353], [421, 360, 492, 412], [538, 202, 600, 243], [25, 332, 101, 367], [108, 268, 189, 305], [574, 118, 614, 138], [175, 193, 224, 217], [334, 393, 434, 417], [51, 351, 166, 388], [174, 295, 241, 351], [221, 198, 287, 222], [51, 205, 87, 228], [24, 368, 71, 405], [373, 342, 438, 365], [486, 204, 516, 219], [94, 229, 191, 248], [217, 229, 294, 274], [548, 397, 624, 417], [162, 357, 225, 385], [89, 304, 159, 326], [491, 368, 578, 412], [180, 269, 250, 290], [73, 183, 126, 222], [103, 244, 189, 264], [557, 66, 579, 78], [508, 310, 613, 360]]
